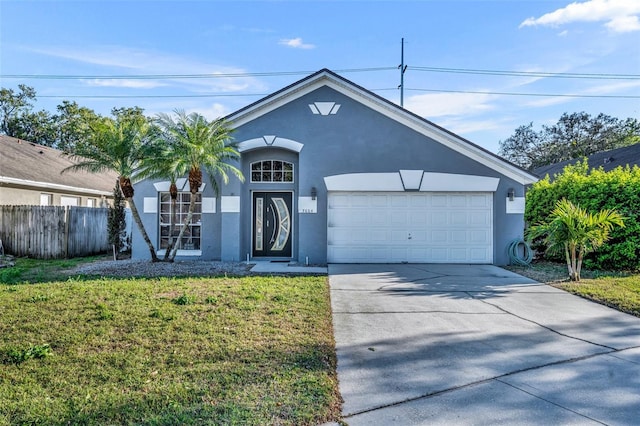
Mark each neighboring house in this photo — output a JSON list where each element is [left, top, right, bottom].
[[132, 69, 538, 265], [533, 143, 640, 179], [0, 135, 116, 207]]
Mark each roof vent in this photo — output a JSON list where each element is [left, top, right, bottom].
[[39, 150, 44, 154], [604, 157, 614, 164]]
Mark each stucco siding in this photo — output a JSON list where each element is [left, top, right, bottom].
[[132, 70, 536, 265]]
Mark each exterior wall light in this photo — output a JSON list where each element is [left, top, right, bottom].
[[311, 187, 317, 200], [507, 188, 515, 201]]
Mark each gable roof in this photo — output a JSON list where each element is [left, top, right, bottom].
[[225, 68, 538, 185], [0, 135, 117, 196], [534, 143, 640, 179]]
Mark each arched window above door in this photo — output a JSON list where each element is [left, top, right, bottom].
[[251, 160, 294, 183]]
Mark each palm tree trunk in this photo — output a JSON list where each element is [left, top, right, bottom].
[[576, 250, 583, 282], [564, 244, 572, 279], [127, 197, 159, 262], [168, 193, 197, 261]]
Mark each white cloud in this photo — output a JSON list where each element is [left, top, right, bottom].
[[191, 103, 230, 121], [404, 92, 497, 118], [25, 45, 267, 94], [605, 14, 640, 32], [84, 79, 166, 89], [520, 0, 640, 33], [279, 37, 315, 49], [523, 80, 640, 108]]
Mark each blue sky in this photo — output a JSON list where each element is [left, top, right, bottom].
[[1, 0, 639, 153]]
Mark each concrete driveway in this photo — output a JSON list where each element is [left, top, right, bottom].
[[329, 264, 640, 425]]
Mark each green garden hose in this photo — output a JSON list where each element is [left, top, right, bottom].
[[508, 238, 533, 266]]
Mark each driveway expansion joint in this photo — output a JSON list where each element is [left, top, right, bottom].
[[466, 291, 618, 351], [342, 348, 617, 420], [494, 378, 608, 425]]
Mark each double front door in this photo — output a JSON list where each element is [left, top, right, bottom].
[[252, 192, 292, 258]]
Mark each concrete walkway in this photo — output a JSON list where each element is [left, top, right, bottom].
[[329, 264, 640, 425], [249, 261, 327, 274]]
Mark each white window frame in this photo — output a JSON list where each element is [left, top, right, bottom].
[[250, 160, 294, 183], [158, 192, 202, 251], [40, 193, 53, 206]]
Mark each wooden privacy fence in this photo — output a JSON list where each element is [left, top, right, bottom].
[[0, 206, 111, 259]]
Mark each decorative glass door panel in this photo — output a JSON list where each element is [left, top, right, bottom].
[[253, 192, 292, 257]]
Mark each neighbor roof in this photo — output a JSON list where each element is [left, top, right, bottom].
[[534, 143, 640, 179], [225, 68, 538, 185], [0, 135, 117, 196]]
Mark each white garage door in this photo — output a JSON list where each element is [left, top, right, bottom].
[[327, 192, 493, 263]]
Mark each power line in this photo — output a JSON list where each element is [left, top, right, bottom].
[[408, 66, 640, 80], [404, 87, 640, 99], [35, 88, 640, 100], [3, 66, 638, 81], [0, 67, 396, 80], [38, 93, 270, 99]]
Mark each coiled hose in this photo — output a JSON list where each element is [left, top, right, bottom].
[[508, 238, 533, 266]]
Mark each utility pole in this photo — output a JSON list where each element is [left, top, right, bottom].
[[399, 38, 407, 107]]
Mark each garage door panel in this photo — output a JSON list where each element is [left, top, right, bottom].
[[431, 194, 448, 207], [327, 192, 493, 263], [431, 229, 448, 243], [431, 212, 448, 226]]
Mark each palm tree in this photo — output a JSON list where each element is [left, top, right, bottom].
[[63, 115, 161, 262], [153, 110, 244, 261], [527, 199, 624, 281]]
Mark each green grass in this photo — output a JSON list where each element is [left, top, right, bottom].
[[0, 255, 107, 285], [0, 260, 341, 425], [506, 261, 640, 318]]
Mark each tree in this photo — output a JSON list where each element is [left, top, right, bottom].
[[63, 114, 161, 262], [526, 199, 624, 281], [0, 85, 36, 136], [152, 110, 244, 261], [9, 109, 58, 146], [54, 101, 104, 153], [108, 180, 128, 257], [499, 112, 640, 170]]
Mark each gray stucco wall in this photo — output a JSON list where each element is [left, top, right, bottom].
[[132, 84, 528, 265], [131, 171, 228, 261], [231, 86, 526, 265]]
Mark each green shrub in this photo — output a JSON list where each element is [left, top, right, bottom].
[[527, 161, 640, 270]]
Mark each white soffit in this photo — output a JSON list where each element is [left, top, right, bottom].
[[325, 171, 499, 192], [153, 179, 203, 192], [221, 196, 240, 213], [237, 136, 304, 153], [227, 70, 537, 185], [0, 176, 112, 196], [202, 197, 216, 213], [325, 173, 404, 191], [420, 172, 499, 192], [143, 197, 157, 213], [399, 169, 424, 190]]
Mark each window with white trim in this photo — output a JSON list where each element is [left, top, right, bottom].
[[40, 193, 53, 206], [159, 192, 202, 250], [251, 160, 294, 183]]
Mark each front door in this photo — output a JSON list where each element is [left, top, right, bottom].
[[253, 192, 292, 258]]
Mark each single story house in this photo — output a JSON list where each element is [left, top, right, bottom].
[[534, 143, 640, 179], [0, 135, 116, 207], [132, 69, 538, 265]]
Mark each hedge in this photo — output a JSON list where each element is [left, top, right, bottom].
[[526, 161, 640, 270]]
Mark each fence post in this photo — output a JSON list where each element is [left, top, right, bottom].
[[64, 206, 70, 259]]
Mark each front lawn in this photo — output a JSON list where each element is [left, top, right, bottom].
[[506, 262, 640, 318], [0, 262, 341, 425]]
